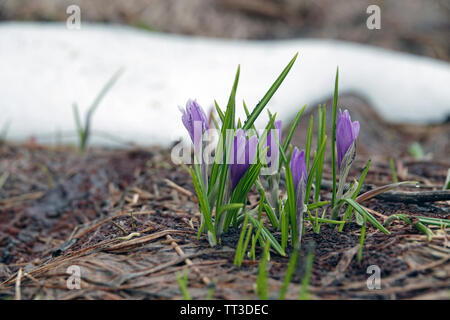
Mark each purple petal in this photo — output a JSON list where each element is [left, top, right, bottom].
[[180, 99, 209, 150], [266, 120, 282, 167], [290, 147, 307, 194], [352, 120, 360, 140], [336, 109, 358, 168], [230, 130, 259, 190]]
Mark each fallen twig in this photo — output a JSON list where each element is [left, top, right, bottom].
[[321, 179, 450, 203], [166, 234, 211, 285]]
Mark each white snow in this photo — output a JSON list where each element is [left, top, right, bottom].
[[0, 22, 449, 147]]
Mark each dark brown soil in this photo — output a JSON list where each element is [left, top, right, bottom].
[[0, 139, 448, 300]]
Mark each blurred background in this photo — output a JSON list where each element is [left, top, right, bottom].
[[1, 0, 449, 60], [0, 0, 449, 160]]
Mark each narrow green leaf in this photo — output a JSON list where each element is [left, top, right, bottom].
[[339, 159, 371, 232], [234, 212, 249, 266], [214, 100, 225, 123], [176, 269, 191, 300], [299, 251, 314, 300], [285, 164, 297, 245], [305, 136, 327, 203], [357, 215, 367, 263], [305, 114, 314, 171], [282, 104, 307, 152], [244, 53, 298, 130], [249, 215, 285, 256], [331, 67, 339, 208], [389, 158, 398, 183], [340, 198, 390, 235], [255, 241, 271, 300], [279, 247, 299, 300], [190, 166, 214, 237]]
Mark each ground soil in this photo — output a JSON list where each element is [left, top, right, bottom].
[[0, 134, 448, 299]]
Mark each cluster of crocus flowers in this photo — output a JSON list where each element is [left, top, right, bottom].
[[180, 99, 209, 153], [177, 59, 400, 261], [229, 129, 258, 190], [336, 109, 360, 168]]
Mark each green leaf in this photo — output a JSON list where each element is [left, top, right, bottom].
[[249, 215, 285, 256], [278, 247, 299, 300], [234, 212, 249, 266], [305, 114, 314, 171], [314, 105, 327, 202], [243, 53, 298, 130], [285, 164, 297, 245], [214, 100, 225, 123], [339, 159, 371, 231], [217, 203, 244, 217], [176, 269, 191, 300], [331, 67, 339, 208], [250, 218, 264, 261], [263, 203, 279, 229], [189, 166, 215, 238], [210, 66, 240, 198], [340, 198, 390, 235], [307, 201, 330, 210], [299, 251, 314, 300], [255, 240, 271, 300], [305, 136, 327, 203], [282, 104, 307, 152], [357, 215, 367, 263], [389, 158, 398, 183], [443, 169, 450, 190]]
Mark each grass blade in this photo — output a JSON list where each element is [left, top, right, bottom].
[[278, 248, 299, 300], [243, 53, 298, 130], [282, 104, 307, 152], [331, 68, 339, 208], [341, 198, 390, 235], [255, 241, 271, 300]]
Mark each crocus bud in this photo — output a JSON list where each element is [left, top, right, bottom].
[[230, 129, 258, 190], [336, 109, 360, 168], [180, 99, 209, 152], [290, 147, 307, 194], [266, 120, 282, 169]]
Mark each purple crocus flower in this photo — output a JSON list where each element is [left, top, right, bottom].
[[180, 99, 209, 151], [290, 147, 307, 194], [266, 120, 282, 168], [336, 109, 360, 168], [230, 129, 258, 190], [290, 147, 308, 247]]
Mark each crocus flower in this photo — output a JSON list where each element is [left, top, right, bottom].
[[266, 120, 282, 168], [230, 129, 258, 190], [290, 147, 307, 194], [290, 147, 308, 247], [180, 99, 209, 152], [336, 109, 360, 168]]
